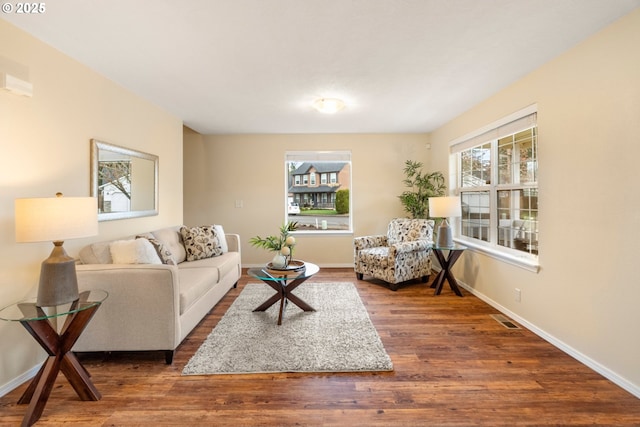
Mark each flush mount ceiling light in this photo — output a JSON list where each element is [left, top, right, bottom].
[[313, 98, 345, 114]]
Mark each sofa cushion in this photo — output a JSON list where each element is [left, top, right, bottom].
[[178, 267, 219, 314], [110, 239, 162, 264], [180, 225, 223, 261], [153, 227, 187, 263]]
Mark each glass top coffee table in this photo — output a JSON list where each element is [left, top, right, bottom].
[[247, 261, 319, 325]]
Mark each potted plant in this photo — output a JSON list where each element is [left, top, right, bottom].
[[398, 160, 446, 218], [249, 221, 298, 268]]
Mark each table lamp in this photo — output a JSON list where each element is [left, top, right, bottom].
[[15, 193, 98, 307], [428, 196, 462, 248]]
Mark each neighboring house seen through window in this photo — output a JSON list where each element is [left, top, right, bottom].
[[286, 151, 352, 233]]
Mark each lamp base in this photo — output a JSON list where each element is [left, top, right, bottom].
[[436, 220, 454, 248], [37, 241, 79, 307]]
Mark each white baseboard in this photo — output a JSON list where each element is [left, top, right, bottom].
[[455, 278, 640, 399], [0, 363, 40, 398]]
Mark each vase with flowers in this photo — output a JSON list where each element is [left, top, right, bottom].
[[249, 221, 299, 269]]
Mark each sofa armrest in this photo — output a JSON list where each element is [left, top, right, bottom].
[[74, 263, 181, 352], [225, 233, 241, 253], [354, 235, 388, 251]]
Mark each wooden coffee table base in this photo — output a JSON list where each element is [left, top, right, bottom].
[[253, 275, 315, 325]]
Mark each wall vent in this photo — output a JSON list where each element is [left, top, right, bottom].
[[491, 314, 520, 329]]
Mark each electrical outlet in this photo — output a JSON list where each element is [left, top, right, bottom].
[[235, 200, 243, 208], [515, 288, 521, 302]]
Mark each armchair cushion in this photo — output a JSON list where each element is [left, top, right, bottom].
[[388, 217, 433, 244], [357, 246, 392, 268]]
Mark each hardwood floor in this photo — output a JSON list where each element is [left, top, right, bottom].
[[1, 268, 639, 426]]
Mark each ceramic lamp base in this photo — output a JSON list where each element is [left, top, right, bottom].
[[436, 220, 454, 248]]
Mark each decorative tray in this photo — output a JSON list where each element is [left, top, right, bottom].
[[265, 260, 305, 276]]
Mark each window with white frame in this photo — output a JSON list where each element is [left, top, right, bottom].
[[451, 106, 538, 265], [285, 151, 352, 233]]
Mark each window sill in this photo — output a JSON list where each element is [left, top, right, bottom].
[[454, 238, 540, 273], [293, 229, 353, 236]]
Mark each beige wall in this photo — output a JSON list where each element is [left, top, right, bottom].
[[0, 21, 183, 391], [429, 9, 640, 395], [183, 133, 431, 266]]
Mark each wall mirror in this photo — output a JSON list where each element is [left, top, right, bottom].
[[90, 139, 158, 221]]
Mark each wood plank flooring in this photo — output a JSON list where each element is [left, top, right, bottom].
[[1, 268, 639, 426]]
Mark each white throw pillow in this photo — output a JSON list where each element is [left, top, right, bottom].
[[214, 224, 228, 253], [110, 239, 162, 264]]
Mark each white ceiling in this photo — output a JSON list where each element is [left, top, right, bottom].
[[4, 0, 639, 134]]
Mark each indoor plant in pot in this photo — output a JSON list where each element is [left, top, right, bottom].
[[249, 221, 299, 268], [398, 160, 446, 218]]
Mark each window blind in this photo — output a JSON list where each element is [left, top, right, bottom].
[[450, 105, 537, 154]]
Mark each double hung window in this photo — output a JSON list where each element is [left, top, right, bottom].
[[451, 106, 538, 269]]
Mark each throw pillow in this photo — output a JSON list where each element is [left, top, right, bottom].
[[110, 239, 162, 264], [213, 224, 228, 253], [180, 225, 223, 261], [136, 235, 176, 265]]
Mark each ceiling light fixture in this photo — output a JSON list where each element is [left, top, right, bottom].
[[313, 98, 345, 114]]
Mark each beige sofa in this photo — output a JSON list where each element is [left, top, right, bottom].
[[73, 225, 241, 364]]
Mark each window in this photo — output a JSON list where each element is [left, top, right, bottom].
[[451, 106, 538, 269], [285, 151, 352, 233]]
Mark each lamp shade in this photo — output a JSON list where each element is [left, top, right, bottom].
[[428, 196, 462, 218], [15, 195, 98, 243]]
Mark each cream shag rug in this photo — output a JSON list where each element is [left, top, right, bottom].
[[182, 282, 393, 375]]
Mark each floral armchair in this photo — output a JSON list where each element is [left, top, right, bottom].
[[354, 218, 435, 291]]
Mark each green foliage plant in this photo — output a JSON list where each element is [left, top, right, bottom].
[[335, 189, 350, 214], [399, 160, 446, 218], [249, 221, 299, 264]]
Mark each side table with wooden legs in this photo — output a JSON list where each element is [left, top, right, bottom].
[[431, 244, 466, 297], [0, 290, 108, 427]]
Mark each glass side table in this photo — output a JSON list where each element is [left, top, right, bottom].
[[0, 290, 108, 427], [247, 261, 319, 325], [431, 244, 467, 297]]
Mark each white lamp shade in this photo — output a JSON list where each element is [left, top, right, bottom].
[[429, 196, 462, 218], [15, 196, 98, 243]]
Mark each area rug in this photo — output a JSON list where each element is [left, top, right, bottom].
[[182, 282, 393, 375]]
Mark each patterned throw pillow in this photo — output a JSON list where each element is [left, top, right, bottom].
[[180, 225, 223, 261], [136, 235, 176, 265]]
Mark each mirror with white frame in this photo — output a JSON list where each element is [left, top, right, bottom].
[[90, 139, 158, 221]]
